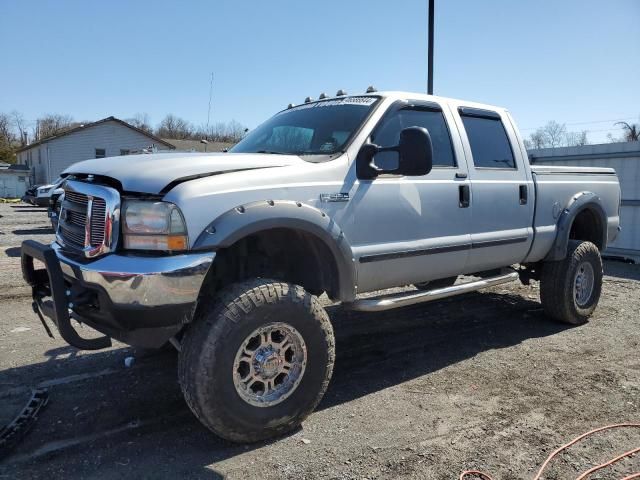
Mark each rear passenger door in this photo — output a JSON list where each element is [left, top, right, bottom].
[[451, 106, 534, 272]]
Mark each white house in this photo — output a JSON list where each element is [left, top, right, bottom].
[[0, 164, 31, 198], [16, 117, 175, 184]]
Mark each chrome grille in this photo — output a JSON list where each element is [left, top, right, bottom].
[[90, 198, 106, 246], [56, 180, 120, 258]]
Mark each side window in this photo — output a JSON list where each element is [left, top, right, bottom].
[[461, 114, 515, 169], [372, 108, 456, 170], [95, 148, 106, 159]]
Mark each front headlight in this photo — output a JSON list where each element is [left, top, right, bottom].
[[122, 200, 188, 251]]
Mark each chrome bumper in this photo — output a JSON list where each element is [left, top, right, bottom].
[[53, 242, 215, 310]]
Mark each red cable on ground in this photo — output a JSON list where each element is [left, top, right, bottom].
[[575, 446, 640, 480], [459, 423, 640, 480]]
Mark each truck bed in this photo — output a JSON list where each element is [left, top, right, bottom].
[[525, 165, 621, 263]]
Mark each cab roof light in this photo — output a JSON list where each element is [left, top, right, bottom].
[[319, 92, 327, 99], [287, 103, 295, 109], [336, 89, 347, 96], [304, 96, 313, 103], [366, 85, 377, 93]]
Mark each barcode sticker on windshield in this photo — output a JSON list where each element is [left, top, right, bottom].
[[286, 96, 377, 112]]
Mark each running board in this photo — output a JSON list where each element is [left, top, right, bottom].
[[346, 271, 519, 312]]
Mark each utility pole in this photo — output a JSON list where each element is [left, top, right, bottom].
[[427, 0, 434, 95], [206, 72, 214, 136]]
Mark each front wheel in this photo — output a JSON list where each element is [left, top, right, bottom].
[[178, 279, 335, 443], [540, 240, 603, 324]]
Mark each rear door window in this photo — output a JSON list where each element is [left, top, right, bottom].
[[460, 113, 515, 169]]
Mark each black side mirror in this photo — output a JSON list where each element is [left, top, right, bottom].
[[397, 127, 433, 176], [356, 126, 433, 179]]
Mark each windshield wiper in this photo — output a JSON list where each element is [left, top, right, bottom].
[[256, 150, 286, 155]]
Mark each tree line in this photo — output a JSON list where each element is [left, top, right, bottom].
[[0, 111, 248, 163], [523, 119, 640, 150]]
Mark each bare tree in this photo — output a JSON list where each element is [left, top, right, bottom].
[[542, 121, 567, 148], [34, 113, 75, 141], [10, 110, 27, 145], [196, 119, 247, 143], [528, 129, 547, 149], [126, 113, 153, 133], [526, 122, 590, 149], [157, 114, 193, 139], [615, 121, 640, 142], [565, 130, 589, 147]]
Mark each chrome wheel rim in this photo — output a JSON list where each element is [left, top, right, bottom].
[[574, 262, 595, 307], [233, 323, 307, 407]]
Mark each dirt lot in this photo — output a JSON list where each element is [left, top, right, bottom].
[[0, 202, 638, 479]]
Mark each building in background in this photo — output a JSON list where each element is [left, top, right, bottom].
[[530, 141, 640, 262], [15, 117, 175, 184], [0, 164, 31, 198]]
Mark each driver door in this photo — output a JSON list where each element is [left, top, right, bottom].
[[345, 100, 473, 293]]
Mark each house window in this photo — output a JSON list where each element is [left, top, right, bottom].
[[38, 149, 42, 164], [120, 149, 130, 156], [95, 148, 106, 158]]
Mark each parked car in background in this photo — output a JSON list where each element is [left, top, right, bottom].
[[21, 184, 41, 205], [22, 178, 64, 207], [48, 186, 65, 230]]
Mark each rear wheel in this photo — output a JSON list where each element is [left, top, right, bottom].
[[178, 279, 334, 443], [540, 240, 603, 324]]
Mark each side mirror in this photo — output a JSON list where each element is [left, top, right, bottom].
[[397, 127, 433, 176], [356, 126, 433, 179]]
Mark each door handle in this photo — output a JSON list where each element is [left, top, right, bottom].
[[519, 184, 528, 205], [459, 184, 470, 208]]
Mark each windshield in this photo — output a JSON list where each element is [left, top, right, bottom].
[[231, 96, 379, 157]]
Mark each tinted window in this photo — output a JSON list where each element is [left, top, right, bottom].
[[372, 108, 456, 169], [231, 96, 379, 157], [461, 115, 515, 169]]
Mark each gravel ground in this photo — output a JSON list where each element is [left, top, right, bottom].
[[0, 202, 638, 479]]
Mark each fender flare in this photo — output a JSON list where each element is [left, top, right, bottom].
[[193, 200, 357, 301], [545, 191, 608, 261]]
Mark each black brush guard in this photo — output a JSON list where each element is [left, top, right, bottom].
[[20, 240, 111, 350]]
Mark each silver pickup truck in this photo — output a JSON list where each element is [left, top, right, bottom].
[[21, 90, 621, 442]]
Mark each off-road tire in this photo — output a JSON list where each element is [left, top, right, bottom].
[[178, 279, 335, 443], [540, 240, 603, 325], [414, 276, 457, 291]]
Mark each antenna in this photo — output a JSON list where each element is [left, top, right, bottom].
[[206, 72, 214, 134]]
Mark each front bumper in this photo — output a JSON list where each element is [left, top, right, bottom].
[[21, 240, 215, 349]]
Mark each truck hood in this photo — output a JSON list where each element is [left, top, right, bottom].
[[63, 152, 303, 194]]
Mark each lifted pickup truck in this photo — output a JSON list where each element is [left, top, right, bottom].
[[21, 90, 621, 442]]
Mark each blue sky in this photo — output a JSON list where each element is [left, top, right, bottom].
[[1, 0, 638, 143]]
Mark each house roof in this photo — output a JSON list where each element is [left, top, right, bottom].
[[16, 116, 175, 152]]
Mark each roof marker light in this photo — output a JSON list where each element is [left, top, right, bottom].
[[336, 89, 347, 96], [319, 92, 327, 99], [366, 85, 377, 93], [304, 96, 313, 103], [287, 103, 295, 109]]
